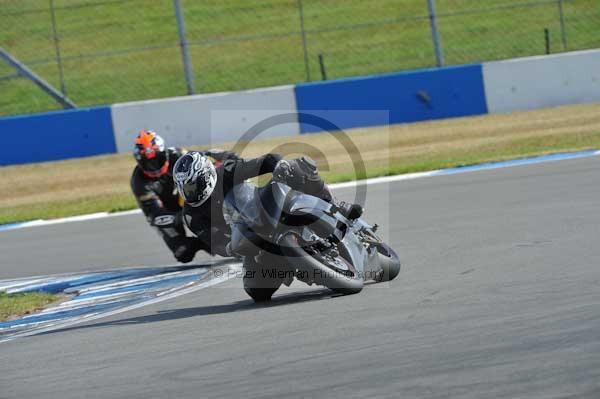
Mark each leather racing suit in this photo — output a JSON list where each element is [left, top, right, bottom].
[[131, 147, 237, 262], [182, 155, 335, 256]]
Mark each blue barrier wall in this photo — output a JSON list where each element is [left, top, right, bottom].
[[294, 64, 488, 133], [4, 52, 595, 166], [0, 107, 116, 166]]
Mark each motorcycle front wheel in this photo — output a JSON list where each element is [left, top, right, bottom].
[[373, 242, 401, 282]]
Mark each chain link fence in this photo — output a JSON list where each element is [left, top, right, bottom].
[[0, 0, 598, 116]]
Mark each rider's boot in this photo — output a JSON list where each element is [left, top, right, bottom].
[[336, 200, 363, 220]]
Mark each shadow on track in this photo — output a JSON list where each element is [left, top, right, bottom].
[[40, 287, 337, 336]]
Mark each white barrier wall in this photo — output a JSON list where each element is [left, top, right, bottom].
[[483, 49, 600, 114], [111, 85, 300, 153]]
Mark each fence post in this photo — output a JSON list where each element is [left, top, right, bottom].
[[0, 47, 77, 109], [426, 0, 444, 67], [297, 0, 311, 82], [558, 0, 568, 50], [173, 0, 195, 95], [318, 54, 327, 80], [49, 0, 67, 95]]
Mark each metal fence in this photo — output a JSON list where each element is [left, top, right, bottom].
[[0, 0, 598, 116]]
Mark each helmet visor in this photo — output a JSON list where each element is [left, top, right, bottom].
[[140, 155, 165, 172], [136, 150, 167, 176], [180, 179, 199, 204]]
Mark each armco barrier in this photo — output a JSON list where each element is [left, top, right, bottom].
[[0, 107, 115, 166], [111, 85, 300, 153], [294, 64, 488, 133], [483, 49, 600, 113]]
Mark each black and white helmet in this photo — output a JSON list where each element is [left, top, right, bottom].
[[173, 152, 217, 207]]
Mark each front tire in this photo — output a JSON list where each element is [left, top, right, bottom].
[[374, 243, 401, 282]]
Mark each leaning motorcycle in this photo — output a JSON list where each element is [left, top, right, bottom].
[[223, 180, 401, 302]]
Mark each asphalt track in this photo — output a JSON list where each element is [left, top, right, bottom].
[[1, 156, 600, 398]]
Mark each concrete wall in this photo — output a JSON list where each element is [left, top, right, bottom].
[[0, 107, 115, 166], [2, 49, 600, 166], [110, 85, 300, 153], [483, 49, 600, 113]]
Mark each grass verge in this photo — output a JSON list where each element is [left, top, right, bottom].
[[1, 0, 599, 115], [1, 103, 599, 225], [0, 291, 61, 322]]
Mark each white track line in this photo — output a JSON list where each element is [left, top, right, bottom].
[[1, 150, 599, 232], [0, 263, 242, 343]]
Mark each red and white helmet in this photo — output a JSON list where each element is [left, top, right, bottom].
[[133, 130, 168, 178]]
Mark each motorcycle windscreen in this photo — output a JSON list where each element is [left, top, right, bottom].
[[223, 183, 261, 225], [224, 181, 291, 229], [257, 182, 290, 227]]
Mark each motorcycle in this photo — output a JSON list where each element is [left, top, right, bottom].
[[223, 180, 401, 302]]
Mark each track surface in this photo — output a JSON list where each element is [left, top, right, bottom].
[[1, 157, 600, 398]]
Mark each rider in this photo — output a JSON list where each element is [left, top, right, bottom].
[[172, 151, 363, 256], [130, 130, 238, 263]]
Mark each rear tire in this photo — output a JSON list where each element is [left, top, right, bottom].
[[242, 257, 282, 303], [244, 287, 278, 303], [280, 234, 363, 295]]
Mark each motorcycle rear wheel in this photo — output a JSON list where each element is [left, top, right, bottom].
[[242, 257, 283, 303]]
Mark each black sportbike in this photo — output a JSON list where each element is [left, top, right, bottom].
[[223, 180, 401, 302]]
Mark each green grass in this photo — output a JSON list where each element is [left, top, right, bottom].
[[0, 291, 61, 321], [0, 194, 137, 225], [1, 102, 599, 225], [1, 0, 599, 116], [326, 137, 600, 183], [2, 130, 599, 225]]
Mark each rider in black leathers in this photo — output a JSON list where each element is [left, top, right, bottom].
[[130, 130, 237, 262], [174, 152, 362, 256]]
